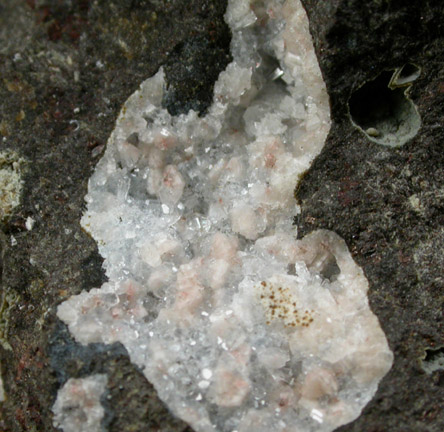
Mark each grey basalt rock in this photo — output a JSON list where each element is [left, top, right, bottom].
[[0, 0, 442, 431]]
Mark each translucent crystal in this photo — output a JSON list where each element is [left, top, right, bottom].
[[57, 1, 393, 431]]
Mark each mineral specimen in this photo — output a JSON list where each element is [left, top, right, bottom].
[[56, 1, 393, 431], [52, 375, 107, 432]]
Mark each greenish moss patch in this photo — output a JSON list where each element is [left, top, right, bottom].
[[0, 150, 25, 222]]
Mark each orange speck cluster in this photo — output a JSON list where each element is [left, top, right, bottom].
[[257, 280, 314, 328]]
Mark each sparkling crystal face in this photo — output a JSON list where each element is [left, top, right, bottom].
[[56, 1, 393, 431]]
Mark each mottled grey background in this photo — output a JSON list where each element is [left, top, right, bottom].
[[0, 1, 442, 431]]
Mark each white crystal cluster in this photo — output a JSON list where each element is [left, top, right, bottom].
[[52, 375, 107, 432], [57, 1, 393, 431]]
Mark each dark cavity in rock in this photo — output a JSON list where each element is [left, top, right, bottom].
[[348, 65, 421, 147], [421, 346, 444, 375]]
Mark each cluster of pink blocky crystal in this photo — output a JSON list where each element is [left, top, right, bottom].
[[55, 1, 393, 432]]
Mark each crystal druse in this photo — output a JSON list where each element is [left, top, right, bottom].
[[52, 375, 107, 432], [55, 1, 393, 431]]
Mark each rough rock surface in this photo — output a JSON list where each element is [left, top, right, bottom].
[[0, 1, 442, 432]]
